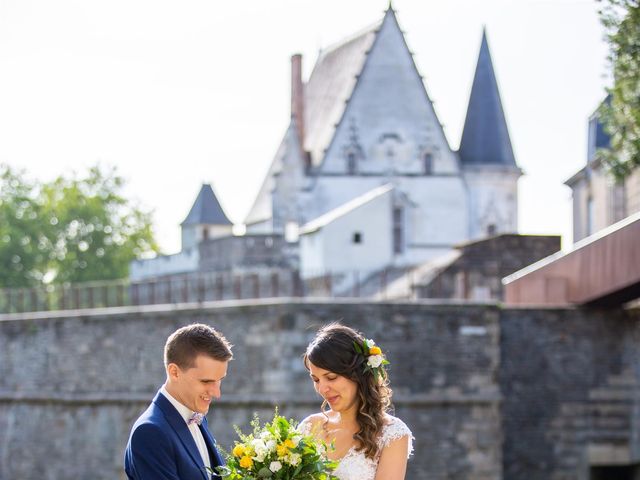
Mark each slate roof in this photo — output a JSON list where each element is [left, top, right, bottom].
[[459, 30, 517, 167], [244, 120, 302, 226], [565, 97, 612, 187], [592, 116, 611, 151], [244, 16, 381, 225], [181, 184, 232, 226], [303, 19, 380, 166], [588, 96, 612, 162]]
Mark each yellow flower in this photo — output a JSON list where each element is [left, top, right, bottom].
[[276, 444, 289, 457], [239, 455, 253, 469], [232, 444, 246, 457], [284, 438, 296, 449], [369, 346, 382, 355]]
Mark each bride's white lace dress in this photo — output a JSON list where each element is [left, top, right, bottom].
[[302, 415, 413, 480]]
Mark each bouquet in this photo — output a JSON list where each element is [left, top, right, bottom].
[[213, 411, 339, 480]]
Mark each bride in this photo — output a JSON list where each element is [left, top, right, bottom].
[[300, 324, 413, 480]]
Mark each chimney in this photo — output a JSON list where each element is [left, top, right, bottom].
[[291, 54, 304, 145]]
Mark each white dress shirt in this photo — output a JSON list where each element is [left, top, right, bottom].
[[161, 385, 212, 474]]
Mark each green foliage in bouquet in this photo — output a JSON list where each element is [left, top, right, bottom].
[[212, 411, 339, 480]]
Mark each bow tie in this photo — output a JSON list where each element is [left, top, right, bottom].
[[188, 412, 205, 426]]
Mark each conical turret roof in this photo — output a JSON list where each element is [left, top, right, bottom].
[[459, 29, 516, 167], [181, 184, 232, 226]]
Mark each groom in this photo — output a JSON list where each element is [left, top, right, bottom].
[[125, 323, 233, 480]]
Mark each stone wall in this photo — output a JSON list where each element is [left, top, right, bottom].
[[2, 301, 639, 480], [198, 234, 298, 272], [129, 269, 302, 305], [0, 300, 502, 480], [500, 307, 640, 480], [416, 234, 561, 301]]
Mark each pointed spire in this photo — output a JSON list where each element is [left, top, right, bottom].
[[381, 2, 399, 31], [459, 29, 517, 167], [181, 184, 232, 226]]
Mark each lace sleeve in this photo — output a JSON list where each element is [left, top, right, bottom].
[[297, 416, 316, 436], [379, 416, 414, 458], [297, 419, 312, 435]]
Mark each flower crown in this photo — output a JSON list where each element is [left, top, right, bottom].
[[353, 338, 389, 380]]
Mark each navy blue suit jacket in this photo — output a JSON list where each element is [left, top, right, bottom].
[[124, 390, 224, 480]]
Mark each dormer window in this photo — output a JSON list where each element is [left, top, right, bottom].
[[423, 152, 433, 175], [347, 152, 357, 174]]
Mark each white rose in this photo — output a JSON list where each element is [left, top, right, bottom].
[[367, 354, 383, 368], [251, 439, 266, 452], [266, 439, 277, 452], [269, 461, 282, 472], [367, 338, 376, 346], [287, 453, 301, 466], [251, 439, 268, 460], [291, 435, 302, 447]]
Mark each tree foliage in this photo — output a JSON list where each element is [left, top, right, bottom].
[[597, 0, 640, 179], [0, 164, 158, 287], [0, 167, 45, 287]]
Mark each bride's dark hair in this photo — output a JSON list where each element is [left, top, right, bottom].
[[303, 323, 392, 459]]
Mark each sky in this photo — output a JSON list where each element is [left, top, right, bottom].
[[0, 0, 610, 254]]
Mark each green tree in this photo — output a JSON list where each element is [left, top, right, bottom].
[[0, 164, 158, 287], [598, 0, 640, 179], [0, 166, 47, 287]]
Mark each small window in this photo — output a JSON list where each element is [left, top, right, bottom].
[[353, 232, 362, 244], [347, 152, 357, 174], [202, 228, 210, 241], [487, 224, 497, 236], [424, 153, 433, 175], [393, 207, 404, 254]]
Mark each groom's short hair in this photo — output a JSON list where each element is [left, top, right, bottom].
[[164, 323, 233, 369]]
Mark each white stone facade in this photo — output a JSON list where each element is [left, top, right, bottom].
[[181, 224, 233, 251], [133, 8, 521, 282], [566, 108, 639, 243], [299, 186, 394, 278], [246, 8, 519, 276], [463, 165, 520, 240], [130, 248, 199, 281]]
